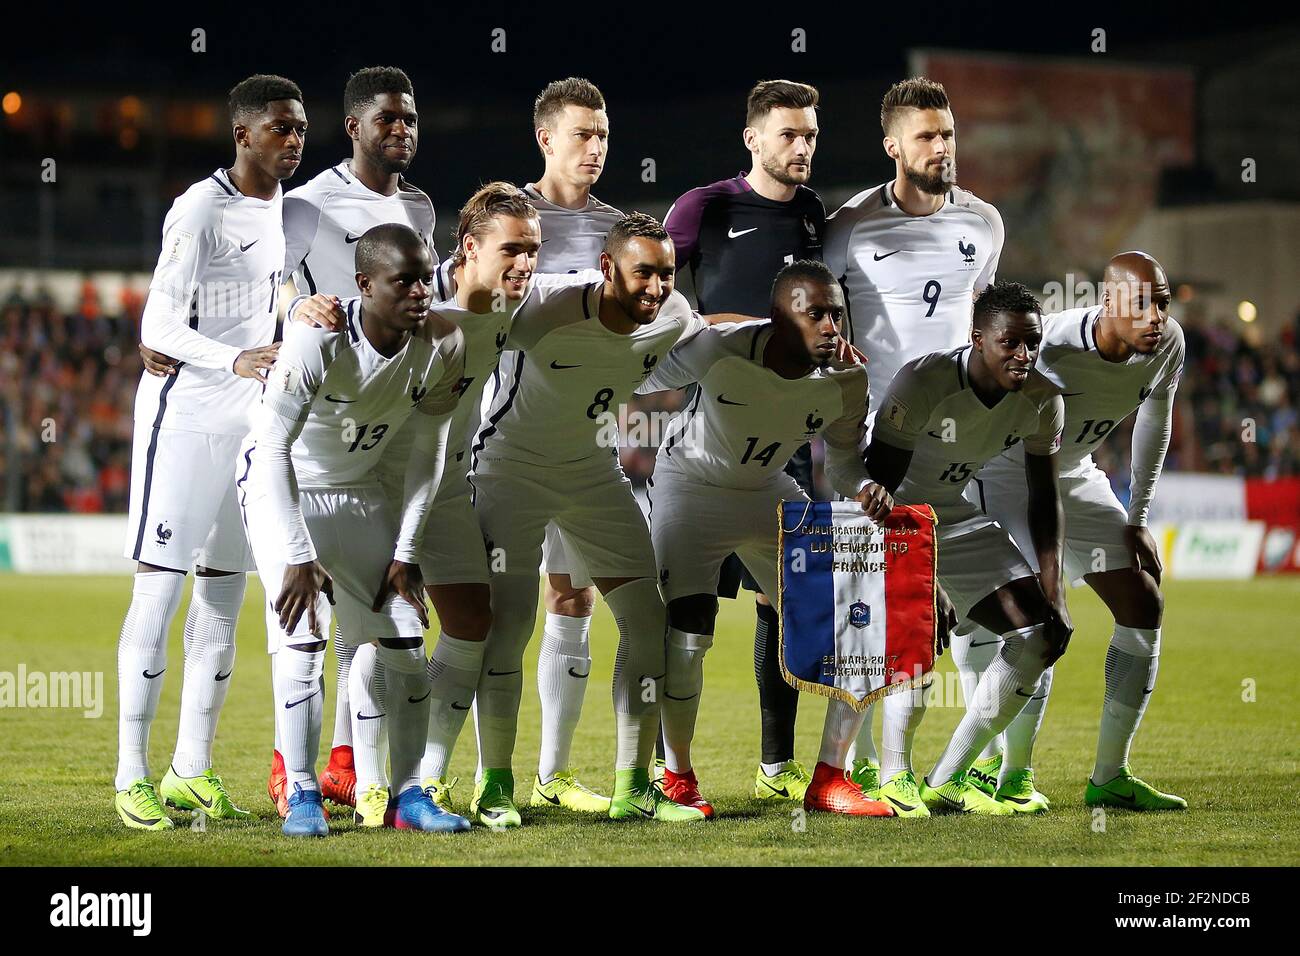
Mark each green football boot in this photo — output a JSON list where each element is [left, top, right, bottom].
[[422, 775, 458, 813], [869, 770, 931, 818], [354, 783, 392, 828], [609, 768, 707, 822], [920, 771, 1015, 815], [755, 760, 813, 801], [968, 753, 1003, 797], [469, 768, 522, 829], [995, 768, 1050, 814], [159, 767, 251, 820], [114, 779, 175, 831], [1085, 767, 1187, 811], [531, 770, 612, 813], [849, 757, 881, 792]]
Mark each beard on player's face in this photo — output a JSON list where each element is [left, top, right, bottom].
[[612, 270, 668, 325], [761, 149, 811, 186], [901, 148, 954, 195]]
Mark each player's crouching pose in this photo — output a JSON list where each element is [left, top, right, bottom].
[[961, 252, 1187, 811], [866, 281, 1072, 816], [637, 260, 898, 817], [239, 224, 470, 837]]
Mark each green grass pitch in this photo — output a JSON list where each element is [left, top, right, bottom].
[[0, 575, 1296, 866]]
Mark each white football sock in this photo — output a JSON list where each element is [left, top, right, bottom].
[[1093, 626, 1160, 783], [348, 642, 388, 793], [951, 625, 1005, 761], [275, 644, 325, 792], [818, 699, 868, 769], [115, 570, 185, 790], [474, 573, 538, 771], [929, 624, 1050, 785], [421, 631, 486, 780], [880, 678, 929, 783], [661, 628, 713, 773], [331, 633, 356, 750], [376, 641, 430, 796], [172, 573, 244, 777], [536, 612, 592, 783], [605, 579, 667, 770], [847, 701, 880, 767], [1004, 666, 1053, 777], [271, 652, 282, 754]]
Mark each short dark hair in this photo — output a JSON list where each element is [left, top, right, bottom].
[[344, 66, 414, 117], [534, 77, 606, 133], [228, 74, 302, 123], [451, 182, 538, 265], [880, 76, 950, 136], [771, 259, 837, 309], [972, 281, 1041, 331], [603, 212, 670, 261], [355, 222, 427, 278], [746, 79, 819, 127]]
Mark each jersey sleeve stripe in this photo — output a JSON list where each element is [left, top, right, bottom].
[[955, 346, 969, 389], [345, 300, 359, 343], [301, 261, 318, 295], [130, 373, 182, 563], [581, 282, 597, 320], [331, 165, 351, 184], [663, 386, 703, 459], [470, 350, 525, 472], [1080, 313, 1091, 351]]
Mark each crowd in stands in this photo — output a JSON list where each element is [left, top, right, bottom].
[[3, 275, 1298, 514]]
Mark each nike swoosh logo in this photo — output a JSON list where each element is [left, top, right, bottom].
[[538, 791, 561, 806], [727, 227, 758, 239], [1015, 688, 1035, 697], [121, 808, 163, 826], [214, 670, 232, 682], [885, 795, 917, 812], [187, 785, 213, 808], [345, 233, 362, 244], [628, 802, 655, 817], [479, 807, 504, 819], [717, 395, 747, 406], [240, 240, 259, 252], [324, 395, 356, 403], [1142, 686, 1155, 696], [1000, 794, 1033, 805], [407, 690, 431, 704], [664, 692, 698, 701], [969, 640, 1001, 648], [873, 250, 901, 260], [142, 669, 165, 679], [550, 361, 581, 370], [357, 712, 385, 720], [285, 691, 319, 709], [926, 430, 946, 439], [759, 781, 789, 798], [1061, 392, 1085, 397], [451, 701, 471, 710], [487, 668, 522, 677], [567, 667, 590, 679]]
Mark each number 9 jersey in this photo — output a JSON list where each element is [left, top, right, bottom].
[[824, 181, 1003, 411]]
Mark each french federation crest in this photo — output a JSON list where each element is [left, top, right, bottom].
[[849, 601, 871, 629]]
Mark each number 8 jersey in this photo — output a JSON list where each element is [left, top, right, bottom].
[[824, 181, 1003, 411]]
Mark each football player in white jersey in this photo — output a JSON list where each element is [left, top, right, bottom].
[[266, 65, 435, 817], [468, 213, 730, 826], [288, 184, 552, 826], [863, 282, 1071, 816], [240, 224, 470, 836], [112, 75, 303, 831], [959, 252, 1187, 812], [823, 76, 1006, 789], [637, 260, 897, 818], [518, 78, 625, 812]]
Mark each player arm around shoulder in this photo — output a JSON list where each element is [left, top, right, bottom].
[[256, 319, 337, 635]]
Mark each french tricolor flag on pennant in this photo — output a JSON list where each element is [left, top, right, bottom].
[[777, 501, 939, 711]]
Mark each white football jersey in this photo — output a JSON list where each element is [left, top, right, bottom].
[[640, 321, 870, 495], [524, 183, 623, 273], [283, 161, 436, 298], [824, 182, 1003, 409], [987, 307, 1185, 478], [873, 346, 1063, 517], [474, 281, 706, 471], [253, 297, 464, 489], [135, 169, 285, 435]]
